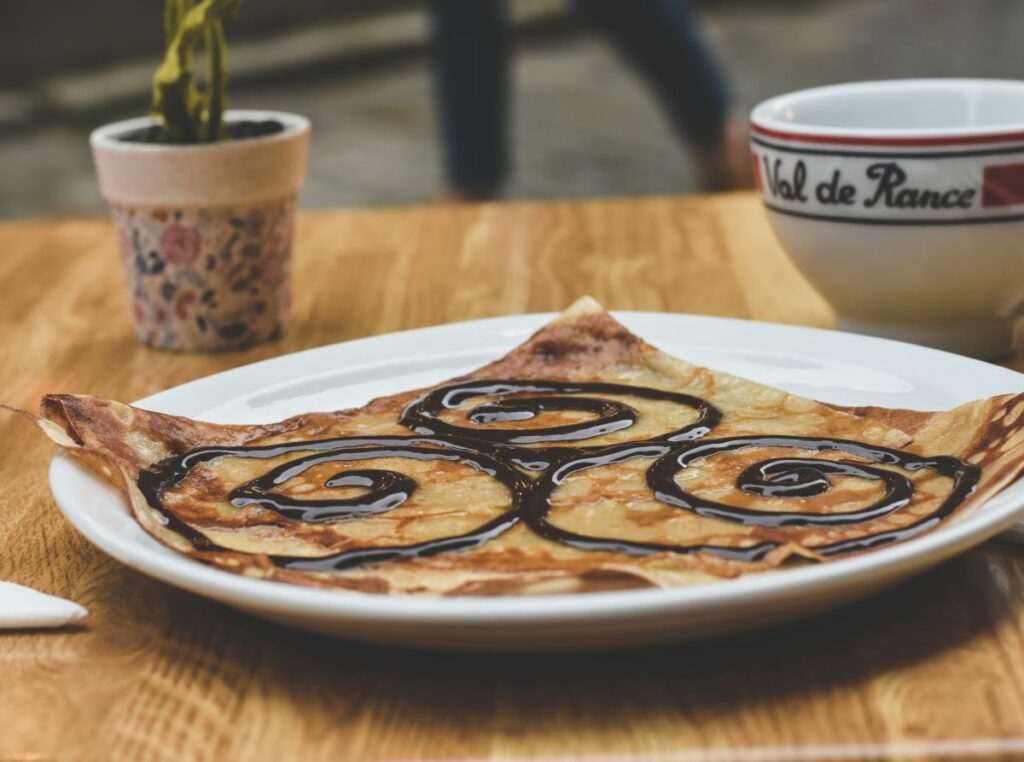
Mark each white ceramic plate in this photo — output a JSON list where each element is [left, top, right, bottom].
[[48, 313, 1024, 651]]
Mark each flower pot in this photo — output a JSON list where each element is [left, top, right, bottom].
[[91, 110, 310, 351]]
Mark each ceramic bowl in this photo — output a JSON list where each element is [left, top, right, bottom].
[[751, 79, 1024, 358]]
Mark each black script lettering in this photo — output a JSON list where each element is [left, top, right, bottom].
[[863, 162, 906, 208], [763, 157, 809, 202], [815, 170, 857, 206], [864, 162, 976, 210]]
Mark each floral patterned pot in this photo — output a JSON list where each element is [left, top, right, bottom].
[[91, 110, 309, 351]]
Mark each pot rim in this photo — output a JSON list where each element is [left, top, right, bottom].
[[750, 78, 1024, 146], [90, 109, 310, 154]]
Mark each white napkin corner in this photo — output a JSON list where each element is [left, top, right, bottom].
[[0, 581, 88, 629]]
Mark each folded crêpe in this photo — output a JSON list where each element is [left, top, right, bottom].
[[31, 298, 1024, 595]]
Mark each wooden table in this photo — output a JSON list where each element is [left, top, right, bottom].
[[3, 192, 1024, 761]]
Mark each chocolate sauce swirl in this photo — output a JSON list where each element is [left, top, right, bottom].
[[401, 380, 720, 444], [522, 441, 781, 563], [138, 436, 531, 567], [647, 436, 979, 556], [137, 380, 980, 573]]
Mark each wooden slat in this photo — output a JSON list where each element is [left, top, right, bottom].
[[1, 192, 1022, 761]]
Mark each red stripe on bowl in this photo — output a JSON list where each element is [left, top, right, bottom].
[[752, 123, 1024, 148]]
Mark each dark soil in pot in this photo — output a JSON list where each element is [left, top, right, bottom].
[[116, 119, 285, 144]]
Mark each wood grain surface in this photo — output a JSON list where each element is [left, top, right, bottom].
[[2, 192, 1024, 762]]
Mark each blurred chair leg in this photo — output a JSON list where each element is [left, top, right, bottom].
[[428, 0, 510, 199]]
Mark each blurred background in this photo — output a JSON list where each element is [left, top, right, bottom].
[[1, 0, 1021, 219]]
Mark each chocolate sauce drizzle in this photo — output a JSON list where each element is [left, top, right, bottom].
[[136, 379, 980, 572]]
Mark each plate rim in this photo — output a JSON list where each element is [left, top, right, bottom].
[[48, 311, 1024, 625]]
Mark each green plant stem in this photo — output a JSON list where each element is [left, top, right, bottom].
[[152, 0, 240, 144], [203, 18, 226, 142], [163, 0, 178, 51]]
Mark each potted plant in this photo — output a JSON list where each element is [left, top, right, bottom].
[[90, 0, 310, 351]]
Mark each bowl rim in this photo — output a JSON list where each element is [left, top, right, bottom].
[[751, 78, 1024, 147]]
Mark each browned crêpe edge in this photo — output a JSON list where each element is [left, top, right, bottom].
[[469, 296, 652, 378], [827, 396, 1024, 516], [20, 296, 1024, 596], [27, 395, 294, 563]]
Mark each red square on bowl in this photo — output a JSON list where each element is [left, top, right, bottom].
[[982, 162, 1024, 208]]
